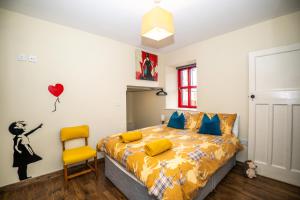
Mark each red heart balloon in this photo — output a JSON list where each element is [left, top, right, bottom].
[[48, 83, 64, 97]]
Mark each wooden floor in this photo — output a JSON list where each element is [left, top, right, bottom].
[[1, 161, 300, 200]]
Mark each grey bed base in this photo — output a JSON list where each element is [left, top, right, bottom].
[[105, 154, 236, 200]]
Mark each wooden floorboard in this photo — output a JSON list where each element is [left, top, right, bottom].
[[0, 161, 299, 200]]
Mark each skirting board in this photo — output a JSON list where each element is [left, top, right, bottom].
[[105, 154, 236, 200]]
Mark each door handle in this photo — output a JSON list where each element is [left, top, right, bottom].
[[250, 94, 255, 99]]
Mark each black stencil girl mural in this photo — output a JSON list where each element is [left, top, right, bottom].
[[9, 121, 43, 181]]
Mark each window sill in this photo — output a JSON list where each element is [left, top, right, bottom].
[[164, 107, 198, 112]]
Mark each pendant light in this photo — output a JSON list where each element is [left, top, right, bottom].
[[141, 0, 174, 41]]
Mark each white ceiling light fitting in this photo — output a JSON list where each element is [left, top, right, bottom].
[[141, 0, 175, 41]]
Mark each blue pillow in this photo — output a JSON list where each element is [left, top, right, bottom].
[[167, 111, 185, 129], [198, 114, 221, 135]]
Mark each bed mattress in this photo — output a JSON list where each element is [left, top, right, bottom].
[[105, 154, 236, 200]]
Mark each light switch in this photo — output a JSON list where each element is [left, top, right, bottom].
[[16, 54, 28, 61]]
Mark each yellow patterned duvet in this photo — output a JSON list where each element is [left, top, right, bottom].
[[97, 125, 242, 200]]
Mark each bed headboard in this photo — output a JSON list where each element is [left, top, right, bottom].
[[232, 115, 239, 137]]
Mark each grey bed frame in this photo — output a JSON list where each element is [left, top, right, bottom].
[[105, 154, 236, 200]]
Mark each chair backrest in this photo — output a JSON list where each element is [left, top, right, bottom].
[[60, 125, 89, 142]]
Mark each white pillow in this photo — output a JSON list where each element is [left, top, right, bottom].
[[232, 115, 239, 137]]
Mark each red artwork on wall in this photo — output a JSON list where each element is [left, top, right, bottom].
[[135, 50, 158, 81], [48, 83, 64, 112]]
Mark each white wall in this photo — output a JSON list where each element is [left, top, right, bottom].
[[162, 11, 300, 161], [0, 8, 163, 187], [1, 7, 300, 187], [126, 92, 135, 130]]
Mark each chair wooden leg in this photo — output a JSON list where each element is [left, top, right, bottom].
[[85, 160, 88, 167], [94, 156, 98, 179], [64, 165, 68, 182]]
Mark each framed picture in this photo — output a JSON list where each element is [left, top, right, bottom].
[[135, 50, 158, 81]]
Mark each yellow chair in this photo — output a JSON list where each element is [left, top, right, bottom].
[[60, 125, 97, 181]]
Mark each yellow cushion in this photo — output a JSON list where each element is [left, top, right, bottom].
[[184, 112, 201, 130], [144, 139, 172, 156], [119, 131, 142, 143], [61, 125, 89, 142], [63, 146, 96, 165], [218, 113, 237, 135]]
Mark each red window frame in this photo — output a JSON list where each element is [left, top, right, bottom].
[[178, 66, 197, 108]]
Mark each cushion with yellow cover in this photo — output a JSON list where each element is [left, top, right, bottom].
[[184, 112, 202, 130], [63, 146, 96, 165], [120, 131, 142, 143], [218, 113, 237, 135], [145, 139, 172, 156]]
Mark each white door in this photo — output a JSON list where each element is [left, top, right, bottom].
[[248, 43, 300, 186]]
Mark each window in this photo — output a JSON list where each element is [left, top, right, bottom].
[[178, 65, 197, 108]]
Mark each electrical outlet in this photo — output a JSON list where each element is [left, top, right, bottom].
[[28, 55, 37, 63], [240, 139, 248, 146]]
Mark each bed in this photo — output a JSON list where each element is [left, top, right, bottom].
[[98, 115, 241, 200]]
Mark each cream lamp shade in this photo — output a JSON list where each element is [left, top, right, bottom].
[[141, 6, 174, 41]]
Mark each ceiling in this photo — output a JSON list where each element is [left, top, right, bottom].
[[1, 0, 300, 53]]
